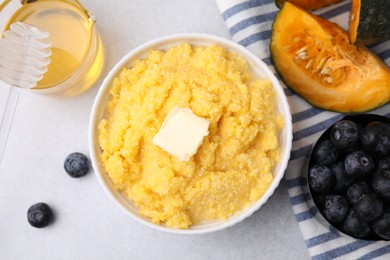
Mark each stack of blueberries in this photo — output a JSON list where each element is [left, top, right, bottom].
[[308, 115, 390, 240]]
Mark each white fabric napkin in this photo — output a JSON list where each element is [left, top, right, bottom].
[[215, 0, 390, 259]]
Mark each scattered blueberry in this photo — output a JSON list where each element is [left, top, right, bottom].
[[347, 181, 371, 205], [373, 212, 390, 240], [362, 122, 390, 157], [372, 170, 390, 201], [331, 162, 354, 192], [344, 150, 374, 180], [64, 152, 90, 178], [342, 209, 371, 238], [330, 120, 360, 153], [322, 195, 348, 223], [353, 193, 383, 222], [313, 139, 339, 166], [309, 164, 334, 193], [27, 203, 53, 228]]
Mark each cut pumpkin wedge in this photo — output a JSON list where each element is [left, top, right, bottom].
[[350, 0, 390, 45], [270, 2, 390, 113]]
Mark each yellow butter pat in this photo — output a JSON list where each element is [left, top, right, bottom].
[[152, 107, 210, 161]]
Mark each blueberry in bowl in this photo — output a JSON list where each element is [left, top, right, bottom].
[[308, 114, 390, 241], [347, 181, 371, 205], [330, 120, 361, 153]]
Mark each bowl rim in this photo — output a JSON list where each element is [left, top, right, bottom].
[[89, 33, 293, 234]]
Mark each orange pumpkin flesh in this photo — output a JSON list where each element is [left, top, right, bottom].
[[270, 2, 390, 113], [349, 0, 360, 44], [275, 0, 345, 10]]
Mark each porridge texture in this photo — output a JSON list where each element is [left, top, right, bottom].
[[98, 43, 283, 228]]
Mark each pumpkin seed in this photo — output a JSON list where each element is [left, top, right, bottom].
[[296, 46, 308, 54], [305, 59, 313, 69], [320, 67, 331, 75], [325, 77, 333, 83]]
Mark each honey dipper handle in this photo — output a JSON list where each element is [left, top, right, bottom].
[[0, 82, 20, 167]]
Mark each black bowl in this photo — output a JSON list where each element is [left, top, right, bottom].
[[308, 113, 390, 241]]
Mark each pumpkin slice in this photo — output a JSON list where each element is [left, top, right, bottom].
[[350, 0, 390, 45], [275, 0, 345, 10], [270, 2, 390, 113]]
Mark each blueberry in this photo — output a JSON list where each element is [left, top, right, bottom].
[[342, 209, 371, 238], [347, 181, 371, 205], [354, 193, 383, 222], [64, 152, 90, 178], [372, 169, 390, 201], [373, 212, 390, 240], [344, 150, 374, 180], [330, 120, 361, 153], [331, 161, 354, 192], [309, 164, 334, 193], [313, 139, 339, 166], [362, 122, 390, 157], [322, 195, 348, 223], [377, 155, 390, 172], [27, 203, 53, 228]]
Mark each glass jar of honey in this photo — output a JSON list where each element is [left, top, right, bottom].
[[0, 0, 104, 96]]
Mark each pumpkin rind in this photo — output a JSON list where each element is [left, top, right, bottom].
[[349, 0, 390, 45], [275, 0, 345, 10], [270, 2, 390, 113]]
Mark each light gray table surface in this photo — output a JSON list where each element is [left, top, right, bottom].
[[0, 0, 310, 259]]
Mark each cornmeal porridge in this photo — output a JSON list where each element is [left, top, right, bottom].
[[98, 43, 283, 228]]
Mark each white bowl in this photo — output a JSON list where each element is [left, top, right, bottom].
[[89, 33, 292, 234]]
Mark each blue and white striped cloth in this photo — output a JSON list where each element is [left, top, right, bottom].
[[215, 0, 390, 259]]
